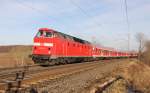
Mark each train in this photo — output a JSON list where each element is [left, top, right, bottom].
[[31, 28, 137, 65]]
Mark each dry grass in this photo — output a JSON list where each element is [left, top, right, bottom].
[[112, 60, 150, 93], [103, 79, 127, 93], [91, 60, 150, 93], [0, 45, 33, 68]]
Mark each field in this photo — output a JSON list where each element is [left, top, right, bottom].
[[0, 45, 33, 68]]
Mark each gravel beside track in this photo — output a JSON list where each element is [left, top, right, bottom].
[[0, 60, 128, 92], [34, 60, 123, 93], [0, 61, 101, 90]]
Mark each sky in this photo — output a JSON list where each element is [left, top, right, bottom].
[[0, 0, 150, 51]]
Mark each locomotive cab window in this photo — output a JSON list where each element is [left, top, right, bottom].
[[36, 31, 43, 37], [36, 31, 53, 38]]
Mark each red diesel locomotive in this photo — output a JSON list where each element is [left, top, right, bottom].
[[31, 28, 137, 65]]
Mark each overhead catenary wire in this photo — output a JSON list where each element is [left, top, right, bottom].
[[16, 0, 102, 28], [15, 0, 60, 24], [15, 0, 104, 35], [69, 0, 102, 27], [124, 0, 130, 52], [124, 0, 130, 31], [119, 0, 131, 52]]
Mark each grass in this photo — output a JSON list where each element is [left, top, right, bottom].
[[83, 60, 150, 93], [112, 60, 150, 93], [0, 45, 33, 68], [10, 45, 33, 65], [103, 79, 127, 93]]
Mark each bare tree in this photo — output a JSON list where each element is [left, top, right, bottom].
[[135, 32, 146, 61]]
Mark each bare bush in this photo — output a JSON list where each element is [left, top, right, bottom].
[[10, 45, 33, 66], [142, 41, 150, 65], [135, 32, 146, 61], [135, 32, 150, 66]]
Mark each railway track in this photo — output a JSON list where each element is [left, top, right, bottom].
[[0, 64, 42, 75], [0, 62, 103, 90], [0, 64, 47, 82], [0, 62, 94, 82], [0, 59, 130, 92], [0, 60, 109, 81]]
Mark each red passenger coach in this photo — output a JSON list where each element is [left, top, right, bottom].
[[31, 28, 137, 65]]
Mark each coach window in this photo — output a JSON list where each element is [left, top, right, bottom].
[[68, 43, 69, 46]]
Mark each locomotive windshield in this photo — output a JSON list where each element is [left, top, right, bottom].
[[36, 31, 53, 38]]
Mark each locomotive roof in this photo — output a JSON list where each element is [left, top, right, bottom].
[[39, 28, 56, 32], [39, 28, 91, 45], [58, 31, 91, 44]]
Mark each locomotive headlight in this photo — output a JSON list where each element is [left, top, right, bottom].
[[44, 43, 53, 47], [34, 43, 40, 46]]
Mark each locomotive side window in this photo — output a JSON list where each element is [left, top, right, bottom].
[[45, 32, 52, 37]]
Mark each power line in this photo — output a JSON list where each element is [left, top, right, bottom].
[[69, 0, 102, 27], [124, 0, 130, 31], [16, 0, 102, 31], [15, 0, 59, 23], [124, 0, 131, 52]]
